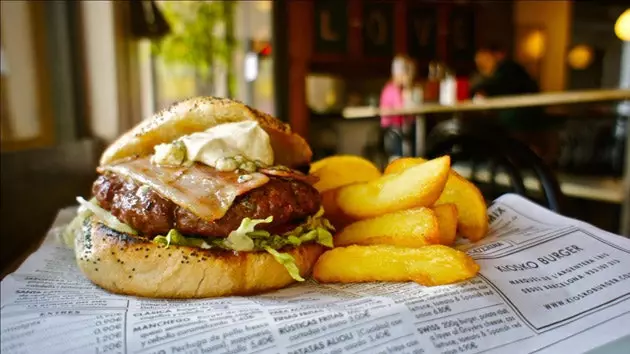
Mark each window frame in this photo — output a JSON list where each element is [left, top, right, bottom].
[[0, 1, 56, 152]]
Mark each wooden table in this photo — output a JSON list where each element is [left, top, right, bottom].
[[341, 89, 630, 236]]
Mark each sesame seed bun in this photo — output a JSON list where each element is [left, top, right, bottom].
[[75, 216, 325, 298], [99, 97, 312, 169]]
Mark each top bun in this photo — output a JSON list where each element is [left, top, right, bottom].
[[99, 97, 312, 168]]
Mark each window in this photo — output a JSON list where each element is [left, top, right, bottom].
[[140, 1, 276, 118], [1, 1, 55, 151]]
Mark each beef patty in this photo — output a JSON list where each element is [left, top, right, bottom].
[[92, 173, 321, 238]]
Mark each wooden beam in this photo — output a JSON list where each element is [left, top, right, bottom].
[[287, 0, 313, 139]]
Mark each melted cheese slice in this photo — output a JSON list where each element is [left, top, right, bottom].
[[100, 157, 270, 222]]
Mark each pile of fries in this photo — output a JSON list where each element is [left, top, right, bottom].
[[308, 155, 489, 287]]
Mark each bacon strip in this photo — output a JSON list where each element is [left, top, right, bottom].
[[259, 167, 319, 185], [99, 157, 270, 222]]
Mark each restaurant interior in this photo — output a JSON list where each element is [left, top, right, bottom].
[[1, 0, 629, 276]]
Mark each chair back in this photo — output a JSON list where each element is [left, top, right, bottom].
[[426, 121, 564, 212]]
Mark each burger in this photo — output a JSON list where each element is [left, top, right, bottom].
[[63, 97, 334, 298]]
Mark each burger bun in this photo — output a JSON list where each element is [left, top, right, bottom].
[[99, 97, 312, 169], [75, 217, 325, 298]]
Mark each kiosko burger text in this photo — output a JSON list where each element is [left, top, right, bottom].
[[495, 245, 584, 272]]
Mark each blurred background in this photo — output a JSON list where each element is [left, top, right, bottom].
[[0, 0, 629, 273]]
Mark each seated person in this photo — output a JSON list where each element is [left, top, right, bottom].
[[380, 55, 420, 159], [470, 44, 559, 164]]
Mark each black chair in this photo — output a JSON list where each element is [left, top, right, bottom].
[[362, 126, 402, 171], [363, 125, 417, 170], [426, 120, 564, 213]]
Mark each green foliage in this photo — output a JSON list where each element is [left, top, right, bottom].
[[152, 1, 237, 93]]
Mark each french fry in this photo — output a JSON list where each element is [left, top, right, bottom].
[[437, 172, 488, 241], [309, 155, 382, 193], [312, 244, 480, 286], [384, 157, 422, 175], [334, 207, 440, 248], [384, 157, 489, 241], [432, 204, 458, 246], [335, 156, 451, 219]]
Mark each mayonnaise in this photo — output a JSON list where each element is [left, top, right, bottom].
[[151, 121, 274, 168]]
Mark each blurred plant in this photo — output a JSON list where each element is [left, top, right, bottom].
[[152, 1, 237, 96]]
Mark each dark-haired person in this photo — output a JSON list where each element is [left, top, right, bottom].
[[470, 44, 559, 165]]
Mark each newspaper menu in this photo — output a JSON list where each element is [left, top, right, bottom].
[[1, 194, 629, 354]]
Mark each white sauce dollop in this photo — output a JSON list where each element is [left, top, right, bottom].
[[151, 121, 274, 168]]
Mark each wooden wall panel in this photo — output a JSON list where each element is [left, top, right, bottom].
[[287, 0, 313, 138], [394, 0, 406, 54]]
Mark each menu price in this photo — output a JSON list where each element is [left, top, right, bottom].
[[1, 311, 127, 354]]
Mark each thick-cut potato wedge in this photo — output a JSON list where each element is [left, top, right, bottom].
[[312, 244, 479, 286], [438, 172, 488, 241], [309, 155, 382, 193], [432, 204, 458, 246], [384, 157, 488, 241], [384, 157, 423, 175], [335, 156, 450, 219], [334, 207, 440, 248]]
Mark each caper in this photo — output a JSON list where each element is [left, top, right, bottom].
[[240, 161, 257, 173], [151, 142, 186, 166], [215, 157, 238, 171], [238, 174, 253, 183]]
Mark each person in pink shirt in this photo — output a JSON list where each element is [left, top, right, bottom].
[[379, 55, 418, 158]]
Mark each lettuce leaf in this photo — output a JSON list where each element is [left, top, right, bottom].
[[153, 229, 211, 249], [224, 216, 273, 251], [150, 208, 335, 282], [62, 200, 95, 249], [76, 197, 138, 235], [316, 228, 334, 248], [263, 246, 305, 282]]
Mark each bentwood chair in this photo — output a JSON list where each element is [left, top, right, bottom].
[[425, 120, 564, 213]]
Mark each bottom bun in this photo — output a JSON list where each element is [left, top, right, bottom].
[[75, 217, 325, 298]]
